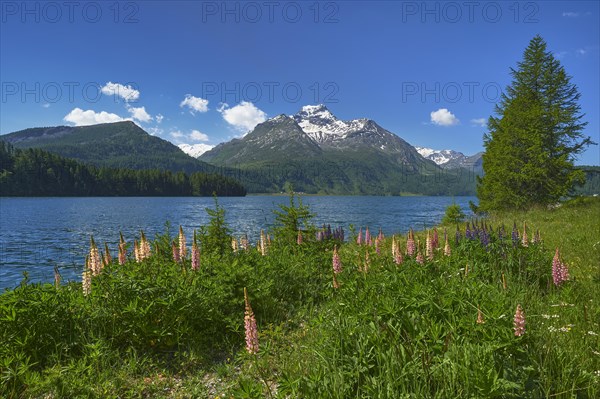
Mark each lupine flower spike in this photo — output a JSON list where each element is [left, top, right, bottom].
[[364, 250, 370, 273], [118, 233, 127, 265], [172, 241, 180, 263], [406, 228, 416, 257], [552, 248, 569, 286], [240, 234, 248, 251], [477, 307, 485, 324], [260, 230, 267, 256], [444, 235, 451, 256], [393, 237, 404, 265], [82, 257, 92, 296], [332, 246, 342, 274], [521, 223, 529, 247], [365, 227, 371, 246], [103, 243, 112, 267], [514, 304, 526, 336], [375, 238, 381, 255], [357, 228, 363, 245], [89, 237, 102, 276], [231, 238, 239, 252], [426, 231, 434, 260], [178, 226, 187, 259], [134, 239, 140, 263], [333, 272, 340, 289], [191, 236, 200, 271], [432, 228, 439, 249], [378, 228, 384, 241], [416, 241, 424, 265], [54, 266, 61, 289], [243, 287, 259, 355]]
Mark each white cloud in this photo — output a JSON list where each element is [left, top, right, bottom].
[[180, 94, 209, 114], [42, 103, 50, 108], [101, 82, 140, 102], [430, 108, 459, 126], [170, 130, 185, 139], [147, 127, 163, 136], [178, 143, 214, 158], [190, 129, 209, 142], [554, 51, 568, 59], [127, 105, 153, 123], [155, 114, 164, 124], [576, 48, 587, 55], [218, 101, 267, 133], [562, 11, 579, 17], [470, 118, 487, 127], [64, 108, 126, 126]]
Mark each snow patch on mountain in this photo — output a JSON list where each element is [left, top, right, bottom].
[[179, 143, 214, 158], [293, 104, 369, 143], [416, 147, 463, 165]]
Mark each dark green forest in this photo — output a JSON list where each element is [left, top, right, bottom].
[[0, 141, 246, 197]]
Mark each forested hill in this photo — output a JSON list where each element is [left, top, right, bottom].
[[0, 141, 246, 197], [0, 121, 214, 174]]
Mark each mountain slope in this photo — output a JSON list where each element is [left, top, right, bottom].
[[416, 146, 483, 172], [201, 105, 475, 195], [1, 121, 214, 174]]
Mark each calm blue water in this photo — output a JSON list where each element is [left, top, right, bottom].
[[0, 196, 475, 290]]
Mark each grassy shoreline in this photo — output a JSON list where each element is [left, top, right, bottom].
[[1, 197, 598, 398]]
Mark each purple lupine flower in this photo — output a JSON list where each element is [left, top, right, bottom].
[[465, 222, 472, 240], [365, 227, 371, 246], [513, 304, 525, 337], [455, 226, 461, 245], [244, 288, 259, 354], [498, 225, 505, 241], [511, 222, 519, 247], [332, 246, 342, 274]]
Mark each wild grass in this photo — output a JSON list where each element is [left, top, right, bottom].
[[1, 196, 598, 398]]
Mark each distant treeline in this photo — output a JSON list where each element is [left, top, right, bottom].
[[0, 141, 246, 197]]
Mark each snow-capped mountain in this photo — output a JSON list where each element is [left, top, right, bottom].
[[178, 143, 214, 158], [202, 105, 428, 168], [416, 146, 483, 171], [416, 147, 464, 165]]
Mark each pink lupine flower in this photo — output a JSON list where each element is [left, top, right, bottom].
[[552, 248, 569, 286], [432, 228, 439, 249], [391, 236, 397, 257], [118, 233, 127, 265], [365, 227, 371, 246], [357, 228, 363, 245], [332, 246, 342, 274], [140, 231, 151, 260], [416, 250, 424, 265], [103, 243, 112, 266], [172, 241, 180, 263], [231, 238, 239, 252], [477, 308, 485, 324], [82, 260, 92, 296], [260, 230, 267, 256], [54, 266, 61, 289], [89, 237, 102, 276], [378, 228, 384, 241], [375, 238, 381, 255], [406, 228, 416, 257], [244, 287, 259, 355], [333, 272, 340, 289], [191, 241, 200, 271], [297, 230, 303, 245], [444, 235, 451, 256], [133, 239, 140, 263], [521, 223, 529, 247], [392, 237, 404, 265], [178, 226, 187, 259], [426, 231, 434, 260], [514, 304, 525, 337]]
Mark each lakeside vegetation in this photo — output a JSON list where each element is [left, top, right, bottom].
[[1, 195, 598, 398], [0, 142, 246, 197]]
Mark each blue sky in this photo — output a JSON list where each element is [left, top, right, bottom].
[[1, 0, 598, 164]]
